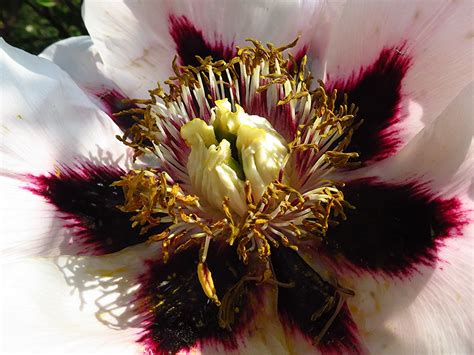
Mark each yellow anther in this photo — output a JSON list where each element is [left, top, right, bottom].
[[197, 262, 221, 306]]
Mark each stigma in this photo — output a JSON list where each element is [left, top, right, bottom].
[[181, 99, 288, 216]]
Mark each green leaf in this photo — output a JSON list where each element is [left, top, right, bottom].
[[35, 0, 58, 8]]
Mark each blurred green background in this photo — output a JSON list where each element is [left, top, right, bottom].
[[1, 0, 87, 54]]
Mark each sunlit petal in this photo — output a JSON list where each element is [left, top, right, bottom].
[[318, 0, 473, 162], [83, 0, 324, 98]]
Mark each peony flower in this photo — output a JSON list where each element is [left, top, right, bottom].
[[1, 0, 473, 354]]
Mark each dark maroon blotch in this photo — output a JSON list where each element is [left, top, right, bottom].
[[96, 90, 138, 132], [324, 178, 468, 276], [326, 46, 412, 161], [317, 305, 362, 355], [169, 15, 235, 67], [139, 244, 254, 354], [28, 164, 165, 255], [271, 248, 362, 354]]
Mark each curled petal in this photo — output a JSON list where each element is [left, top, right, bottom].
[[40, 36, 138, 132], [40, 36, 113, 97]]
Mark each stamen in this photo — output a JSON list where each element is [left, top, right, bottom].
[[197, 262, 221, 306], [114, 38, 360, 327]]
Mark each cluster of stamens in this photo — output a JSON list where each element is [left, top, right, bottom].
[[114, 38, 359, 329]]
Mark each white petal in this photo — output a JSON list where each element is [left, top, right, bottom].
[[370, 81, 474, 197], [83, 0, 323, 98], [319, 0, 473, 150], [1, 40, 134, 260], [40, 36, 114, 95], [0, 176, 64, 261], [345, 207, 474, 354], [40, 36, 134, 129], [162, 0, 322, 51], [307, 0, 346, 80], [1, 244, 158, 354], [82, 0, 175, 99], [0, 39, 130, 177], [1, 247, 306, 355]]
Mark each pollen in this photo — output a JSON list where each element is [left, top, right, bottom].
[[115, 38, 359, 330]]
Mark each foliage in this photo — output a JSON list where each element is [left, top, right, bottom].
[[1, 0, 87, 54]]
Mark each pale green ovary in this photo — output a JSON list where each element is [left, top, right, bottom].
[[181, 99, 288, 215]]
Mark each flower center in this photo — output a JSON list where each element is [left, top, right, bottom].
[[181, 98, 288, 216], [114, 38, 360, 329]]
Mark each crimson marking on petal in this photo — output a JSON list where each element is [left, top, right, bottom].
[[323, 178, 469, 276], [169, 15, 236, 67], [288, 46, 308, 73], [271, 248, 363, 353], [326, 45, 412, 162], [137, 244, 256, 354], [27, 164, 165, 255], [95, 89, 138, 132]]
